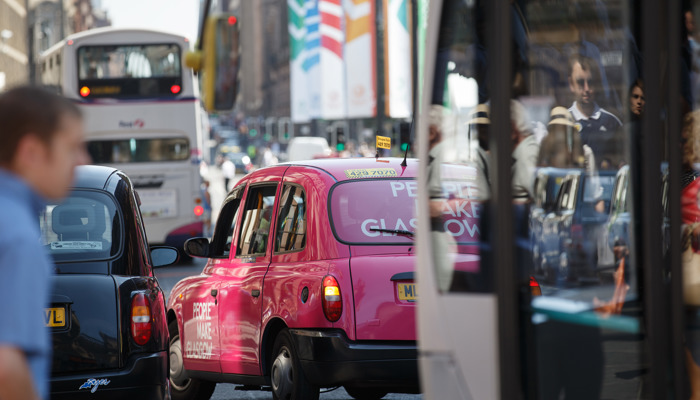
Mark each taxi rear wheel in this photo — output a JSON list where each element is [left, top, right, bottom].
[[169, 321, 216, 400], [271, 329, 319, 400], [344, 386, 388, 400]]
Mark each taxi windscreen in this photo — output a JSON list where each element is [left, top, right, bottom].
[[39, 190, 121, 263], [329, 177, 481, 245]]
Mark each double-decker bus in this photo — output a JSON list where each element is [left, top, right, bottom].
[[40, 27, 206, 255]]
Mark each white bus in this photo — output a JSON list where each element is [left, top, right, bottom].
[[40, 27, 206, 256]]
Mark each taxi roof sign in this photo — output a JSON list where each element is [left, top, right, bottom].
[[376, 135, 391, 150]]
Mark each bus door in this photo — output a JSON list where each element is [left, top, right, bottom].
[[416, 0, 687, 398]]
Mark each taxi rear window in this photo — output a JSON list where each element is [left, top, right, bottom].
[[39, 190, 121, 264], [329, 177, 480, 245]]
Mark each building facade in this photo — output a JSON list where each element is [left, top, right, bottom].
[[0, 0, 29, 90], [27, 0, 110, 83]]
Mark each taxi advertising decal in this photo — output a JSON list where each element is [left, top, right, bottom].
[[185, 301, 215, 360], [345, 168, 397, 179], [376, 135, 391, 149]]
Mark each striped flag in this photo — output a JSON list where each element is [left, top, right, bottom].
[[318, 0, 346, 119], [303, 0, 322, 118], [288, 0, 310, 122], [383, 0, 412, 118], [343, 0, 376, 118]]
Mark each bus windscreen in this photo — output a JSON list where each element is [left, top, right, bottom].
[[87, 138, 190, 163], [77, 43, 183, 98]]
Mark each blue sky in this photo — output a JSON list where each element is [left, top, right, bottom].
[[100, 0, 201, 44]]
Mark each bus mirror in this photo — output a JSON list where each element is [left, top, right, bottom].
[[202, 13, 240, 112], [185, 51, 203, 71]]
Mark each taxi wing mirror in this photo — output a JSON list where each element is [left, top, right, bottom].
[[151, 246, 180, 268], [184, 237, 211, 258]]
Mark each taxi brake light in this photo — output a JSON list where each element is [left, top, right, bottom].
[[171, 84, 181, 94], [131, 293, 152, 345], [80, 86, 90, 97], [322, 275, 342, 322]]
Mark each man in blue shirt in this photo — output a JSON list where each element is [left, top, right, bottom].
[[0, 86, 88, 400], [567, 55, 622, 161]]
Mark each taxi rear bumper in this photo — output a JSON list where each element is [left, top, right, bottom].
[[50, 351, 169, 400], [289, 329, 419, 392]]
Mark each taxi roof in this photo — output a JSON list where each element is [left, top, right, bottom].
[[72, 165, 119, 190], [281, 157, 419, 182]]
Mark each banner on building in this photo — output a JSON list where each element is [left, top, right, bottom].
[[318, 0, 346, 119], [383, 0, 412, 118], [288, 0, 310, 123], [343, 0, 376, 118]]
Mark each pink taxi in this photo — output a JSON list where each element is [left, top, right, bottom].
[[166, 157, 480, 400]]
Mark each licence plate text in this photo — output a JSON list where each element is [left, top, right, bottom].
[[45, 307, 66, 328], [397, 283, 417, 301]]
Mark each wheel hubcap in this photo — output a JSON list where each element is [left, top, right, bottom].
[[272, 346, 293, 399], [169, 334, 191, 390]]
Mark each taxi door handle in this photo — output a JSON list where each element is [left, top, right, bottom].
[[211, 289, 218, 297], [251, 289, 260, 298]]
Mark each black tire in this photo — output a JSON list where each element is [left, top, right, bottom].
[[168, 321, 216, 400], [271, 329, 319, 400], [344, 386, 388, 400]]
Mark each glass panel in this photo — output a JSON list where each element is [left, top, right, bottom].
[[78, 44, 181, 79], [237, 185, 277, 256], [40, 190, 121, 264], [519, 1, 646, 398], [428, 0, 648, 397], [87, 138, 190, 163], [274, 185, 307, 253], [683, 4, 700, 398], [77, 44, 183, 98], [424, 0, 490, 294], [210, 186, 244, 258]]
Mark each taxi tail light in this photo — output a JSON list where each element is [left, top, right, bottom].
[[322, 275, 342, 322], [131, 293, 152, 345], [530, 276, 542, 297]]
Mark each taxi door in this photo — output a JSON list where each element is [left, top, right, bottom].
[[182, 279, 221, 372], [217, 166, 286, 375]]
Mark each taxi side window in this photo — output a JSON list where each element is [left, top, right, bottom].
[[210, 184, 244, 258], [274, 184, 306, 253], [237, 184, 277, 257]]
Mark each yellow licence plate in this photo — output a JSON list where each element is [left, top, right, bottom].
[[45, 307, 66, 328], [397, 283, 417, 301]]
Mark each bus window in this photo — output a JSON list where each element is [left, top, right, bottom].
[[87, 138, 190, 163], [77, 43, 183, 98]]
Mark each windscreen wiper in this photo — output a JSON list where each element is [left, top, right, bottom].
[[369, 228, 415, 239]]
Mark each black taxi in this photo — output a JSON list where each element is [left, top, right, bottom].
[[41, 165, 178, 399]]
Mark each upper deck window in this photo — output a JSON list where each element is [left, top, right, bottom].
[[77, 43, 183, 99]]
